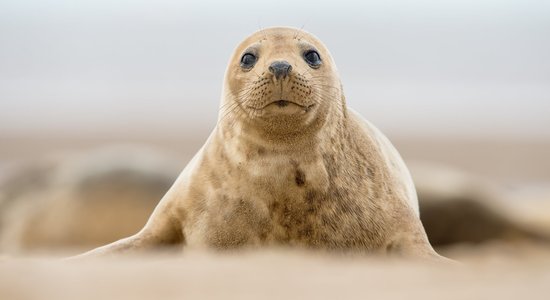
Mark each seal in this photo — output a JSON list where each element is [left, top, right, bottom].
[[79, 27, 442, 259], [411, 162, 550, 248], [0, 146, 177, 254]]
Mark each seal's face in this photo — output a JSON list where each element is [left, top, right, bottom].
[[222, 27, 342, 135]]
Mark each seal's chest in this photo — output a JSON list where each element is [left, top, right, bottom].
[[199, 156, 377, 249], [244, 155, 330, 192], [203, 189, 324, 249], [192, 151, 385, 250], [202, 183, 375, 250]]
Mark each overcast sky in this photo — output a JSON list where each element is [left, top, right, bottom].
[[1, 0, 549, 139]]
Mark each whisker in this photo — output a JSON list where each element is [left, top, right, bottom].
[[310, 83, 340, 92], [309, 89, 345, 114], [217, 101, 240, 124], [294, 23, 308, 41]]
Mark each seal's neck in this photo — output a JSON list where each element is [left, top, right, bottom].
[[215, 96, 348, 155]]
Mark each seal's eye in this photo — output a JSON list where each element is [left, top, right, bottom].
[[304, 50, 322, 68], [240, 53, 257, 69]]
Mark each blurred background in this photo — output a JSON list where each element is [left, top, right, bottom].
[[0, 0, 549, 257]]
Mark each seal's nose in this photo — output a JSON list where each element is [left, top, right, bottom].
[[269, 61, 292, 80]]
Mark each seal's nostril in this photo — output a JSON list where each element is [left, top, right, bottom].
[[269, 61, 292, 80]]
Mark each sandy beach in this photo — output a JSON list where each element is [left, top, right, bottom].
[[2, 248, 550, 300]]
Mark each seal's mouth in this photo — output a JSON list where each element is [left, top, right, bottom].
[[275, 100, 290, 107], [265, 99, 315, 111], [245, 99, 315, 116]]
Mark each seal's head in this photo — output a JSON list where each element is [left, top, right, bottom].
[[220, 27, 344, 138]]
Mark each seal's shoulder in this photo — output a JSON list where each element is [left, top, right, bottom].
[[347, 108, 419, 215], [346, 108, 391, 149]]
